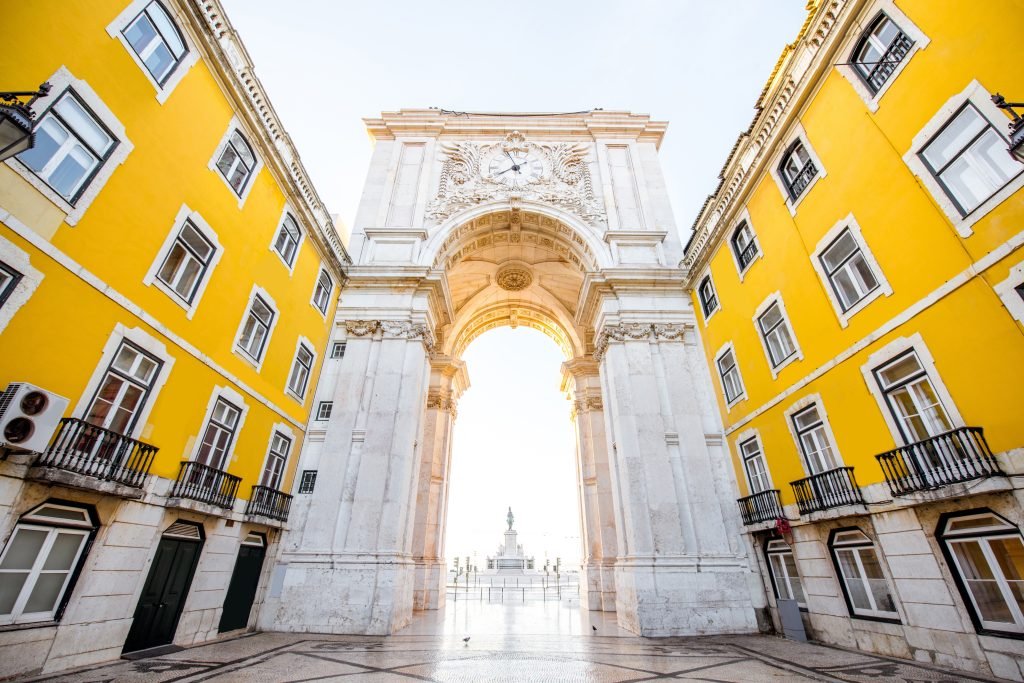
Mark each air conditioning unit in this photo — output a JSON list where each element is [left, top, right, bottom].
[[0, 383, 70, 454]]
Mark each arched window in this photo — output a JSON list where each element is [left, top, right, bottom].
[[828, 528, 899, 621], [698, 276, 718, 319], [731, 221, 759, 270], [0, 501, 97, 625], [779, 140, 818, 200], [765, 539, 806, 606], [122, 1, 189, 86], [939, 511, 1024, 635], [216, 130, 257, 196], [851, 13, 913, 94]]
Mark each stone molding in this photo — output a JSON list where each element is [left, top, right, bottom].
[[341, 319, 435, 352], [425, 389, 458, 417], [571, 393, 604, 420], [593, 322, 690, 361]]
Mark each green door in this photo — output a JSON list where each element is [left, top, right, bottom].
[[218, 533, 266, 632]]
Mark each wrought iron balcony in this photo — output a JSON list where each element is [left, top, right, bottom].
[[875, 426, 1003, 497], [786, 160, 818, 199], [865, 32, 913, 93], [246, 485, 292, 522], [790, 466, 864, 515], [737, 240, 759, 269], [170, 461, 241, 509], [37, 417, 158, 489], [736, 489, 784, 525]]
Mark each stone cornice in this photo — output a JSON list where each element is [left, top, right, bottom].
[[340, 319, 435, 353], [593, 322, 691, 362]]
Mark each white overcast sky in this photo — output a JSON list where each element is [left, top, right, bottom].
[[221, 0, 808, 566]]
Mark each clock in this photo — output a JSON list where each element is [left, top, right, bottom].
[[488, 149, 543, 187]]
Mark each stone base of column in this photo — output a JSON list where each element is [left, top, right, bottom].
[[412, 559, 446, 611], [258, 553, 415, 635], [613, 556, 758, 636], [582, 562, 617, 612]]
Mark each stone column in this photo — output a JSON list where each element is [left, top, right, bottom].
[[596, 321, 758, 636], [411, 356, 468, 610], [562, 358, 617, 611]]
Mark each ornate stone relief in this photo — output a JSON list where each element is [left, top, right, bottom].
[[593, 322, 690, 361], [427, 131, 606, 228], [341, 319, 435, 352], [426, 389, 458, 417], [495, 265, 533, 291], [571, 394, 604, 420]]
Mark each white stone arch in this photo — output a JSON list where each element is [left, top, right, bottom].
[[447, 299, 583, 360]]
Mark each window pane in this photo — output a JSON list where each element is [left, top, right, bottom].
[[252, 298, 272, 323], [784, 554, 807, 603], [55, 96, 113, 155], [144, 42, 175, 82], [0, 572, 28, 615], [48, 145, 95, 198], [941, 129, 1021, 213], [125, 14, 157, 54], [0, 528, 47, 570], [19, 117, 67, 172], [859, 548, 897, 613], [149, 2, 186, 57], [759, 303, 782, 331], [991, 537, 1024, 613], [952, 540, 1015, 623], [769, 554, 793, 600], [877, 354, 922, 388], [230, 132, 254, 168], [793, 406, 820, 431], [767, 327, 795, 364], [42, 532, 83, 571], [837, 549, 871, 610], [108, 384, 143, 434], [822, 232, 858, 272], [174, 258, 202, 299], [23, 572, 67, 614], [922, 106, 987, 170], [179, 223, 213, 261]]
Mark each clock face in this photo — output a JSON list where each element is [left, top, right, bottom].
[[488, 150, 543, 187]]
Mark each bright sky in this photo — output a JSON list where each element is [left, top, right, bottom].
[[220, 1, 809, 567]]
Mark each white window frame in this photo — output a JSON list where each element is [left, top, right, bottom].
[[728, 209, 762, 280], [270, 205, 305, 273], [697, 267, 720, 326], [258, 422, 295, 492], [836, 0, 929, 112], [208, 117, 263, 208], [753, 292, 803, 378], [714, 341, 746, 409], [830, 529, 901, 621], [768, 124, 827, 216], [734, 428, 772, 495], [860, 333, 964, 446], [285, 336, 316, 402], [765, 539, 807, 607], [143, 204, 222, 318], [904, 80, 1024, 237], [105, 0, 199, 104], [810, 213, 892, 327], [330, 341, 346, 359], [316, 401, 333, 420], [994, 260, 1024, 325], [188, 385, 249, 470], [784, 394, 844, 477], [311, 266, 334, 317], [4, 67, 133, 226], [0, 231, 44, 335], [232, 285, 279, 372]]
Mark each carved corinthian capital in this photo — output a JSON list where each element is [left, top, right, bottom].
[[342, 319, 435, 352], [342, 320, 380, 337], [426, 389, 458, 418], [593, 322, 692, 361]]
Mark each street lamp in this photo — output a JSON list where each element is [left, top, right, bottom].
[[0, 84, 51, 162], [992, 94, 1024, 164]]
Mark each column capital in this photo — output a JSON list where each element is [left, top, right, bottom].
[[340, 319, 436, 353], [592, 321, 691, 361]]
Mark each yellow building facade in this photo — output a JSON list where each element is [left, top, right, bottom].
[[685, 0, 1024, 678], [0, 0, 348, 676]]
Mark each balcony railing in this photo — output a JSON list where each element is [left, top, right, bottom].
[[37, 417, 158, 489], [791, 466, 864, 515], [737, 240, 759, 269], [736, 489, 784, 525], [170, 461, 241, 509], [864, 32, 913, 93], [245, 485, 292, 522], [875, 426, 1003, 497], [786, 160, 818, 199]]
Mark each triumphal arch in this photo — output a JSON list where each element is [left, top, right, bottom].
[[259, 110, 761, 637]]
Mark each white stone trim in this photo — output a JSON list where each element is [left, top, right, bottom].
[[0, 232, 44, 335], [232, 284, 279, 372], [733, 427, 773, 493], [994, 260, 1024, 325], [810, 213, 893, 328], [697, 265, 720, 326], [0, 204, 306, 432], [269, 204, 305, 275], [835, 0, 930, 113], [208, 116, 264, 209], [285, 335, 316, 404], [767, 122, 827, 217], [2, 66, 133, 226], [256, 421, 296, 489], [903, 79, 1024, 237], [713, 340, 747, 411], [309, 264, 333, 320], [142, 204, 222, 319], [71, 323, 176, 441], [727, 208, 762, 281], [105, 0, 200, 104], [752, 291, 803, 379], [859, 333, 965, 445], [188, 385, 249, 469], [782, 393, 845, 476]]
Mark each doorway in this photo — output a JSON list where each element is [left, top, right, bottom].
[[218, 532, 267, 632]]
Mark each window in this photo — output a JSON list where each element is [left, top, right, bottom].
[[122, 1, 188, 86], [739, 437, 770, 494], [298, 470, 317, 494], [0, 261, 24, 310], [874, 351, 952, 443], [261, 431, 291, 491], [18, 90, 116, 203], [778, 140, 818, 200], [215, 130, 257, 196], [939, 511, 1024, 635], [155, 220, 215, 304], [237, 295, 274, 362], [716, 347, 744, 405], [766, 540, 806, 606], [316, 401, 333, 420], [194, 398, 240, 471], [273, 213, 302, 267], [830, 529, 899, 621], [757, 301, 797, 368], [312, 269, 333, 314], [84, 341, 161, 437], [330, 342, 346, 359], [731, 222, 759, 270], [698, 276, 718, 318], [919, 104, 1022, 217], [819, 229, 879, 312], [851, 13, 913, 94], [0, 502, 96, 625], [287, 344, 314, 398], [792, 405, 840, 475]]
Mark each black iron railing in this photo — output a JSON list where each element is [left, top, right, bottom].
[[791, 466, 864, 515], [170, 461, 241, 509], [37, 417, 158, 488], [737, 240, 759, 269], [864, 32, 913, 93], [737, 489, 784, 525], [876, 427, 1002, 496], [786, 160, 818, 199], [246, 485, 292, 522]]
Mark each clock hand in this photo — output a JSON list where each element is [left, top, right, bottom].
[[495, 166, 514, 175]]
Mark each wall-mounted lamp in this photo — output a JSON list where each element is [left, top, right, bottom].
[[992, 93, 1024, 164], [0, 83, 51, 162]]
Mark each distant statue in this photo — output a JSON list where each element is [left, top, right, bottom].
[[507, 506, 514, 531]]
